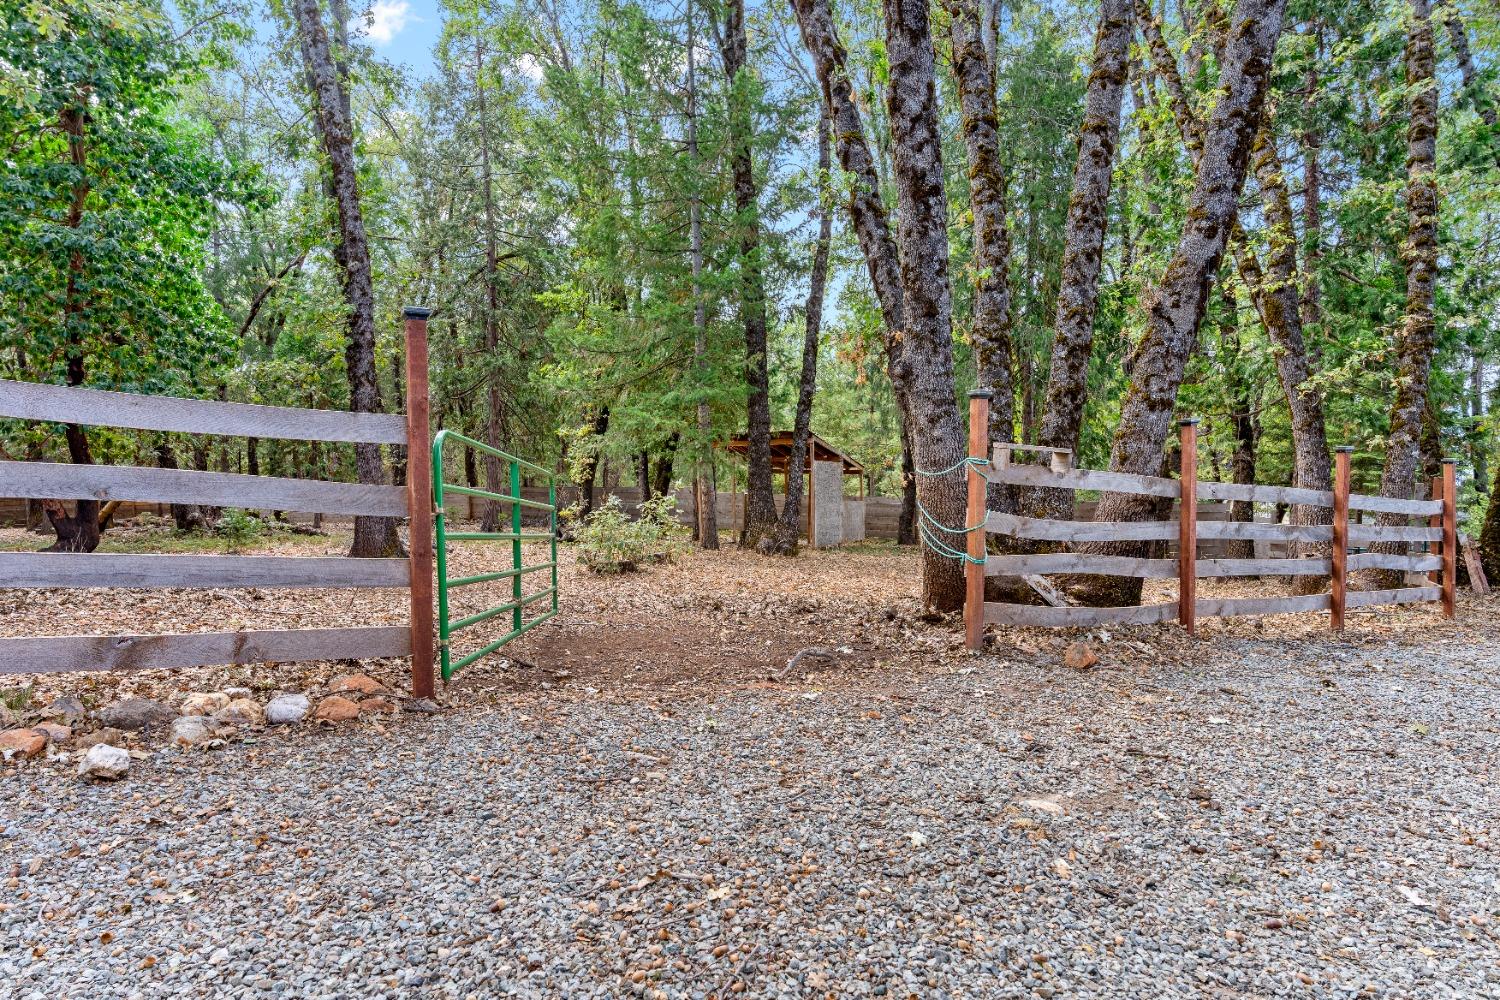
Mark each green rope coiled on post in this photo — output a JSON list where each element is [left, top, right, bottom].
[[907, 456, 989, 564]]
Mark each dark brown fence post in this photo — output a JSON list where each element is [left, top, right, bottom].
[[403, 307, 437, 700], [965, 390, 991, 651], [1178, 419, 1198, 635], [1442, 459, 1457, 617], [1331, 447, 1351, 631]]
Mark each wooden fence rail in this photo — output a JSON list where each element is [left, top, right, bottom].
[[0, 309, 438, 695], [961, 394, 1459, 648]]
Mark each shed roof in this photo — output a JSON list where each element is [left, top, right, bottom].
[[720, 432, 864, 475]]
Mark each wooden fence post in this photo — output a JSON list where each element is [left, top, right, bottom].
[[1331, 447, 1351, 632], [1428, 474, 1443, 585], [403, 307, 437, 700], [1178, 419, 1198, 634], [1442, 459, 1457, 617], [965, 390, 991, 651]]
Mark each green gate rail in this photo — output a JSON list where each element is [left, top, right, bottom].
[[432, 429, 558, 680]]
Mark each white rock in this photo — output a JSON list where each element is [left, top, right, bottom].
[[222, 687, 253, 699], [265, 694, 310, 725], [209, 947, 231, 964], [1019, 798, 1064, 816], [170, 716, 214, 747], [78, 744, 130, 781]]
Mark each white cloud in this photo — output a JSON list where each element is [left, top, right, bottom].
[[514, 53, 544, 82], [366, 1, 412, 45]]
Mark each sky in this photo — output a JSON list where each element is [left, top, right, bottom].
[[350, 0, 444, 77]]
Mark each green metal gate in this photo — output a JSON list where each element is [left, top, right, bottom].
[[431, 429, 559, 680]]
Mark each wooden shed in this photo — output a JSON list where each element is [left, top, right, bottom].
[[719, 432, 866, 547]]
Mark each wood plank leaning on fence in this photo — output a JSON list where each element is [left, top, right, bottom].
[[0, 308, 438, 697], [960, 394, 1460, 649]]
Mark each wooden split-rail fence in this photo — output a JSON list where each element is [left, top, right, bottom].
[[0, 309, 439, 697], [960, 392, 1458, 648]]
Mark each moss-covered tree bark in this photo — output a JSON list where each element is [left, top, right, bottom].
[[1080, 0, 1288, 607], [1371, 0, 1441, 587], [769, 108, 834, 556], [1030, 0, 1131, 521], [718, 0, 777, 550], [881, 0, 968, 610], [945, 0, 1015, 504], [294, 0, 401, 558]]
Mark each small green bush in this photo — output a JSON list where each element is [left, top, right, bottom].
[[574, 494, 685, 573], [215, 508, 263, 551]]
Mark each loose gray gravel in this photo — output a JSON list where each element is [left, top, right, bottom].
[[3, 632, 1497, 999]]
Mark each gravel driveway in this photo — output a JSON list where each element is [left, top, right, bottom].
[[3, 626, 1497, 999]]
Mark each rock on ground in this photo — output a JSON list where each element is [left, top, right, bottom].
[[181, 692, 230, 716], [43, 695, 86, 723], [76, 743, 130, 780], [0, 728, 46, 759], [97, 697, 176, 731], [265, 694, 310, 725], [213, 698, 264, 728], [170, 716, 215, 748], [313, 695, 360, 723]]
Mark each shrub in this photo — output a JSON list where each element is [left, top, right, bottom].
[[574, 494, 685, 573], [215, 508, 263, 551]]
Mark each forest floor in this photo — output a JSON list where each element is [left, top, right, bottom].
[[1, 522, 1497, 998]]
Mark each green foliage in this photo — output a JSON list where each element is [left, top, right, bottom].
[[214, 508, 263, 551], [572, 494, 686, 574], [0, 684, 34, 713], [0, 0, 252, 400]]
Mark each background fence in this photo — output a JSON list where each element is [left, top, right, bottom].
[[961, 394, 1457, 647], [0, 308, 438, 695]]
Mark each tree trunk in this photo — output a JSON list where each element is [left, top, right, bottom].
[[1219, 281, 1257, 560], [1031, 0, 1132, 519], [883, 0, 967, 610], [293, 0, 400, 558], [788, 0, 919, 495], [1439, 3, 1497, 132], [652, 432, 680, 501], [686, 0, 718, 550], [1299, 23, 1324, 336], [1370, 0, 1440, 588], [1080, 0, 1288, 606], [768, 107, 834, 556], [946, 0, 1017, 515], [1143, 2, 1331, 589], [717, 0, 777, 550], [155, 439, 206, 532], [46, 93, 103, 554], [578, 408, 610, 520], [898, 421, 918, 546], [1246, 124, 1332, 592], [1482, 477, 1500, 582]]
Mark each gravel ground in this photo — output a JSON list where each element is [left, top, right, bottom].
[[3, 621, 1497, 999]]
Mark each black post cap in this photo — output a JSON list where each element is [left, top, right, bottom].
[[403, 306, 433, 320], [968, 388, 994, 400], [1335, 445, 1354, 453], [1178, 417, 1200, 426]]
